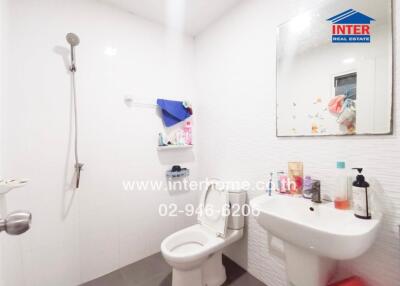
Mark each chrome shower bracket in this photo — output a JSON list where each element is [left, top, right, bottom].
[[69, 64, 76, 73], [75, 163, 84, 189]]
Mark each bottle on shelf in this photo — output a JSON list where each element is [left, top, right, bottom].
[[183, 121, 192, 145]]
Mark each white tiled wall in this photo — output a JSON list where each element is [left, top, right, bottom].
[[195, 0, 400, 285], [0, 0, 199, 285]]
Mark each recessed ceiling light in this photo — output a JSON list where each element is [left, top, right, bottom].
[[342, 58, 355, 64], [104, 46, 117, 56]]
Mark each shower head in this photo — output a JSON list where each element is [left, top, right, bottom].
[[66, 33, 79, 72], [66, 33, 80, 47]]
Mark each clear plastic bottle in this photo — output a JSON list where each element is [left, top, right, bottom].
[[334, 161, 350, 209]]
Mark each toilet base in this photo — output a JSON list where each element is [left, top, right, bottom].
[[173, 268, 203, 286], [204, 251, 227, 286], [171, 251, 227, 286]]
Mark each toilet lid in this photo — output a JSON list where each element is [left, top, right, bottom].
[[198, 183, 229, 237]]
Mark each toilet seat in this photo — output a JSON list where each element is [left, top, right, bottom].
[[198, 183, 230, 238], [161, 224, 242, 269], [171, 241, 204, 254]]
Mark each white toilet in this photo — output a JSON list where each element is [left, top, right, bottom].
[[161, 183, 246, 286]]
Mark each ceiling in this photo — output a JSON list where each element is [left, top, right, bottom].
[[98, 0, 243, 36]]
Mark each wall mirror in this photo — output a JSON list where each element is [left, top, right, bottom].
[[276, 0, 393, 137]]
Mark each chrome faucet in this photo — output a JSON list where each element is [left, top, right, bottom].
[[311, 180, 322, 203]]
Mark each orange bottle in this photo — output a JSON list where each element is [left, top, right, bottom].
[[334, 161, 350, 210]]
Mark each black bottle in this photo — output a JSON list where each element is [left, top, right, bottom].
[[352, 168, 371, 219]]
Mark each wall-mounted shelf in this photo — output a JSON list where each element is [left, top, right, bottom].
[[0, 179, 29, 217], [166, 168, 190, 178], [157, 145, 193, 151], [0, 179, 29, 195]]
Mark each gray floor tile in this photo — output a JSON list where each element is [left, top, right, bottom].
[[81, 271, 125, 286], [136, 271, 172, 286], [120, 252, 171, 284], [226, 274, 267, 286], [81, 252, 266, 286], [222, 255, 247, 285]]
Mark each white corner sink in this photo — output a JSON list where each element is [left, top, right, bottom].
[[250, 194, 382, 286]]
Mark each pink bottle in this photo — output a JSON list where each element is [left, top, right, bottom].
[[279, 175, 288, 193], [183, 121, 192, 145]]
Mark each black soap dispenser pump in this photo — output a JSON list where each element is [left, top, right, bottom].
[[352, 168, 371, 219]]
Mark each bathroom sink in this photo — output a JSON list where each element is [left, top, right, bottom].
[[250, 194, 381, 260], [250, 195, 382, 286]]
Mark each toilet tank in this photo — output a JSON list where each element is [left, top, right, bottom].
[[227, 190, 247, 230]]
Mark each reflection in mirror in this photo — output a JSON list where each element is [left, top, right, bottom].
[[276, 0, 393, 137]]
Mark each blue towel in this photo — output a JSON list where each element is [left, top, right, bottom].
[[157, 99, 191, 127]]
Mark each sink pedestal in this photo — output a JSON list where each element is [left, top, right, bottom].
[[285, 243, 337, 286]]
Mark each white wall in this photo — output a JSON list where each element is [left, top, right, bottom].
[[195, 0, 400, 285], [0, 1, 7, 285], [1, 0, 198, 285]]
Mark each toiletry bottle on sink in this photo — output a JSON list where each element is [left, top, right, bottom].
[[278, 172, 288, 193], [288, 162, 303, 194], [334, 161, 350, 209], [352, 168, 371, 219], [303, 176, 313, 199]]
